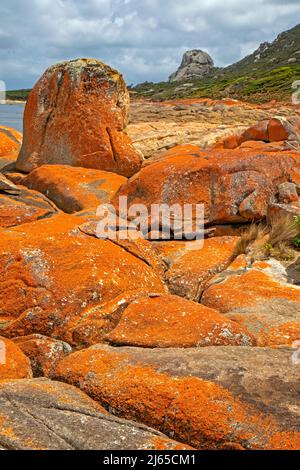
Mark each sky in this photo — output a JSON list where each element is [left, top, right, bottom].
[[0, 0, 300, 89]]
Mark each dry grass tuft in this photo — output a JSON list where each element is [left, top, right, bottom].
[[235, 215, 300, 261], [235, 223, 268, 256]]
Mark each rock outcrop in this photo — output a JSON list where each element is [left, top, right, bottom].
[[215, 116, 300, 150], [1, 60, 300, 451], [22, 165, 127, 213], [53, 344, 300, 450], [0, 336, 32, 380], [0, 186, 58, 228], [0, 214, 166, 344], [0, 378, 190, 450], [153, 237, 238, 300], [169, 50, 214, 82], [202, 255, 300, 347], [0, 126, 22, 157], [112, 145, 300, 227], [105, 294, 254, 348], [14, 334, 72, 377], [127, 99, 300, 158], [16, 59, 142, 177]]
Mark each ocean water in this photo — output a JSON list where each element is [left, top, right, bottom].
[[0, 104, 24, 132]]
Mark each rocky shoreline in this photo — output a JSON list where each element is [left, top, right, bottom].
[[0, 58, 299, 450]]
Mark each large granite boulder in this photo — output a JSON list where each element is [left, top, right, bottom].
[[0, 378, 190, 450], [16, 59, 142, 177], [169, 50, 214, 82]]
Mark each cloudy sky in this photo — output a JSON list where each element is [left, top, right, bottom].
[[0, 0, 299, 89]]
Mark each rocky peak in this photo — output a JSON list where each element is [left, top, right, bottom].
[[169, 49, 214, 82]]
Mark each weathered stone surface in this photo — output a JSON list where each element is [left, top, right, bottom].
[[13, 334, 72, 377], [113, 145, 300, 226], [241, 120, 269, 142], [0, 213, 166, 343], [0, 186, 58, 227], [105, 294, 254, 347], [54, 344, 300, 450], [0, 153, 18, 171], [0, 173, 20, 193], [278, 182, 299, 204], [202, 256, 300, 347], [216, 117, 300, 150], [153, 237, 238, 300], [0, 336, 32, 380], [16, 59, 142, 177], [169, 50, 214, 82], [79, 219, 166, 279], [128, 99, 300, 158], [267, 201, 300, 224], [22, 164, 127, 213], [0, 126, 22, 157], [0, 378, 190, 450]]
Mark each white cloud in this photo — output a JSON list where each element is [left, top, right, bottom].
[[0, 0, 299, 88]]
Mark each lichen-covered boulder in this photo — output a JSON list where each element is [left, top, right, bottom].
[[201, 256, 300, 347], [0, 336, 32, 380], [0, 378, 190, 450], [0, 213, 166, 343], [53, 344, 300, 450], [105, 294, 254, 347], [16, 59, 142, 177], [0, 186, 58, 228], [153, 237, 238, 300], [113, 145, 300, 226], [13, 334, 72, 377], [22, 164, 127, 213], [0, 126, 22, 157]]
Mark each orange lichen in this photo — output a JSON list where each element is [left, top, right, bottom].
[[22, 165, 127, 213], [202, 269, 300, 312], [0, 213, 165, 342], [54, 346, 300, 450], [106, 294, 255, 347], [113, 145, 300, 228], [150, 436, 193, 450], [0, 336, 32, 380], [0, 126, 22, 157], [16, 59, 142, 177]]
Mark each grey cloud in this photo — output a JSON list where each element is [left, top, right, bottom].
[[0, 0, 299, 89]]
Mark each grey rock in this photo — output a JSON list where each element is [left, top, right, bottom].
[[0, 378, 189, 450], [53, 344, 300, 449], [169, 50, 214, 82]]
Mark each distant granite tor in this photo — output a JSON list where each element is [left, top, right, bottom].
[[169, 50, 214, 82]]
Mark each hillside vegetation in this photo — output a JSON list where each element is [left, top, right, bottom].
[[6, 24, 300, 103], [6, 89, 31, 101], [132, 23, 300, 103]]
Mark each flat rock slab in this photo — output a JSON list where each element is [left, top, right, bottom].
[[22, 164, 127, 213], [0, 378, 190, 450], [0, 213, 165, 344], [54, 344, 300, 449], [153, 237, 238, 300], [113, 145, 300, 225], [0, 187, 58, 227], [202, 256, 300, 347], [105, 294, 254, 348], [0, 336, 32, 380]]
